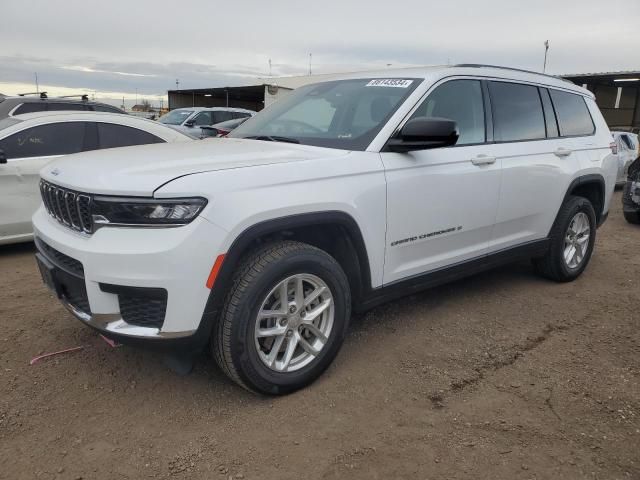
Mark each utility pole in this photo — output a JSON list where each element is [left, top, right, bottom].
[[309, 53, 312, 76], [176, 79, 180, 90], [269, 59, 272, 77], [543, 40, 550, 73], [135, 88, 138, 105], [35, 73, 39, 94]]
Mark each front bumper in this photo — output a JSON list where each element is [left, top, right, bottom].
[[33, 206, 228, 347]]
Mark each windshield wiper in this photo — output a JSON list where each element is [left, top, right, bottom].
[[244, 135, 300, 144]]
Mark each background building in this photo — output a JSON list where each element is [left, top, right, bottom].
[[564, 71, 640, 133], [168, 68, 640, 133]]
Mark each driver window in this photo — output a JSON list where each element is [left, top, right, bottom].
[[409, 80, 485, 145]]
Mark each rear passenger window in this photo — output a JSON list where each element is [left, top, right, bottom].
[[213, 111, 235, 123], [13, 103, 48, 115], [549, 90, 595, 137], [96, 123, 164, 149], [410, 79, 485, 145], [489, 82, 546, 142]]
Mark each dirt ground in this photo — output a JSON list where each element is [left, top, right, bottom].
[[1, 191, 639, 480]]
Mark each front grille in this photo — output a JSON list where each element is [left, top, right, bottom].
[[119, 294, 167, 329], [40, 180, 92, 233]]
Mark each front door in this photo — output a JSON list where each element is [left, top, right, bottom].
[[381, 79, 501, 284]]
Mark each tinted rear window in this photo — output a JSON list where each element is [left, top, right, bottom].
[[549, 90, 595, 136], [489, 81, 546, 142], [97, 123, 164, 149], [47, 103, 87, 111]]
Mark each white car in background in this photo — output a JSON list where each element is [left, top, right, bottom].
[[158, 107, 255, 137], [0, 112, 192, 245], [612, 131, 639, 185]]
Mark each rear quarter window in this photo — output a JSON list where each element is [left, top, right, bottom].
[[96, 123, 164, 149], [549, 90, 595, 137]]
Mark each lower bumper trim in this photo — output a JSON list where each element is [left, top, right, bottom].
[[61, 298, 196, 340]]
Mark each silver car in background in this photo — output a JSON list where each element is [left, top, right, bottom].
[[158, 107, 255, 138], [612, 131, 639, 185]]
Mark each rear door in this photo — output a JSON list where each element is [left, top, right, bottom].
[[381, 78, 501, 283], [0, 122, 89, 240], [489, 84, 593, 251]]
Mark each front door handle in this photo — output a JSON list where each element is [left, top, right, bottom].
[[554, 147, 573, 158], [471, 155, 496, 166]]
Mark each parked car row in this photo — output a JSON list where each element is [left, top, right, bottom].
[[158, 107, 254, 138], [0, 95, 257, 244], [0, 112, 192, 245]]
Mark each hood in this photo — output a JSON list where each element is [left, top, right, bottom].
[[40, 138, 347, 196]]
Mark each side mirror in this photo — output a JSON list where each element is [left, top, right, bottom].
[[184, 120, 195, 128], [0, 149, 6, 164], [387, 117, 459, 153]]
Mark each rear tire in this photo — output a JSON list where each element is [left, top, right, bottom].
[[623, 210, 640, 225], [533, 196, 596, 282], [212, 240, 351, 395]]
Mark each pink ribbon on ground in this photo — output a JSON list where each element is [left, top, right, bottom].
[[29, 346, 85, 365]]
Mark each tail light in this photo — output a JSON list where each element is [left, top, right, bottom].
[[217, 129, 231, 137], [610, 142, 618, 155]]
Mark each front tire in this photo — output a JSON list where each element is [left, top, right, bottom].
[[212, 241, 351, 395], [533, 196, 596, 282]]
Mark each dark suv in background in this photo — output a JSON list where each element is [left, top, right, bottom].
[[0, 93, 124, 121]]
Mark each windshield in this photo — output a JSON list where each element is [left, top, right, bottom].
[[159, 109, 194, 125], [229, 78, 421, 150]]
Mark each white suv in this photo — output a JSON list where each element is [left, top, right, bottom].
[[33, 65, 617, 394]]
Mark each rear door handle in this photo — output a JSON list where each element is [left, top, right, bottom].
[[471, 155, 496, 166], [554, 148, 573, 158]]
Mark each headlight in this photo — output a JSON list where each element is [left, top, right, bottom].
[[92, 197, 207, 227]]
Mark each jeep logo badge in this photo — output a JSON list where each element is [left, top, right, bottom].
[[50, 168, 60, 176]]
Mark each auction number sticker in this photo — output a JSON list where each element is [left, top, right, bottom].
[[366, 79, 413, 88]]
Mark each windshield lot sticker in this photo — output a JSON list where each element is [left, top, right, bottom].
[[366, 79, 413, 88]]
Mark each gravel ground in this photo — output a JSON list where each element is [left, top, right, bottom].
[[1, 191, 638, 480]]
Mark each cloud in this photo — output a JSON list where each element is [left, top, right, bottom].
[[0, 0, 638, 100]]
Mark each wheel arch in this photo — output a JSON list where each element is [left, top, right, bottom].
[[562, 174, 606, 226], [199, 211, 372, 333]]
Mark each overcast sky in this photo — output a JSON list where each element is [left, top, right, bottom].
[[1, 0, 638, 106]]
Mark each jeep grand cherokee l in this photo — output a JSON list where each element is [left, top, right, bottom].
[[32, 65, 617, 394]]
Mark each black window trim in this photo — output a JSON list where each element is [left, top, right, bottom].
[[382, 75, 598, 152]]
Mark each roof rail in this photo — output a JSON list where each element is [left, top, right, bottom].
[[18, 91, 48, 98], [454, 64, 573, 83]]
